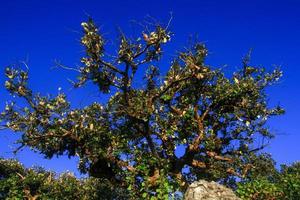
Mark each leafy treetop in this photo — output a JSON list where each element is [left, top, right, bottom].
[[0, 18, 284, 198]]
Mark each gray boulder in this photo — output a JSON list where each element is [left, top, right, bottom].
[[184, 180, 240, 200]]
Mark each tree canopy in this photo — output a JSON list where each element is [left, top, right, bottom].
[[0, 158, 128, 200], [237, 160, 300, 200], [0, 18, 286, 198]]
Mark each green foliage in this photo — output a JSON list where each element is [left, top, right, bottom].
[[0, 18, 285, 198], [236, 162, 300, 200], [237, 178, 283, 200], [0, 158, 128, 199]]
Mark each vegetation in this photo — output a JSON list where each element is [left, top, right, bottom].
[[0, 158, 127, 199], [0, 18, 292, 199], [237, 161, 300, 200]]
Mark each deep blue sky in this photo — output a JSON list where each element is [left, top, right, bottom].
[[0, 0, 299, 175]]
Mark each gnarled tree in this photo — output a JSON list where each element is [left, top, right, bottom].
[[0, 18, 284, 198]]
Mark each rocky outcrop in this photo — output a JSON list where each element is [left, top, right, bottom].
[[184, 180, 240, 200]]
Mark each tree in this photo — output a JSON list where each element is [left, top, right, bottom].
[[0, 18, 284, 198], [0, 158, 128, 199], [236, 161, 300, 199]]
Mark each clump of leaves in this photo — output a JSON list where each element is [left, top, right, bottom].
[[1, 17, 284, 198], [236, 161, 300, 200], [0, 158, 128, 199]]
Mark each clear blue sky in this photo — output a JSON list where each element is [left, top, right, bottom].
[[0, 0, 299, 175]]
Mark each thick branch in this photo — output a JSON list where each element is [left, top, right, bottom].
[[107, 155, 135, 172], [98, 59, 125, 75], [122, 63, 130, 104], [152, 75, 192, 102], [133, 43, 151, 59], [144, 120, 159, 158], [206, 151, 233, 162], [191, 159, 207, 168]]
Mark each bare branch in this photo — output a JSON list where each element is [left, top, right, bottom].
[[53, 60, 81, 72], [0, 125, 8, 130]]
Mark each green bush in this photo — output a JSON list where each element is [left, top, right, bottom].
[[0, 158, 128, 199], [236, 162, 300, 200]]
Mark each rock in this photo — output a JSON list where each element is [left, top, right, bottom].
[[184, 180, 240, 200]]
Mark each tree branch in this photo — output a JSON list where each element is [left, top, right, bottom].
[[152, 75, 192, 102], [98, 59, 124, 75], [206, 151, 233, 162], [144, 120, 159, 158]]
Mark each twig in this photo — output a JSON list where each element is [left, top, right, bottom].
[[53, 60, 81, 72], [166, 12, 173, 30]]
